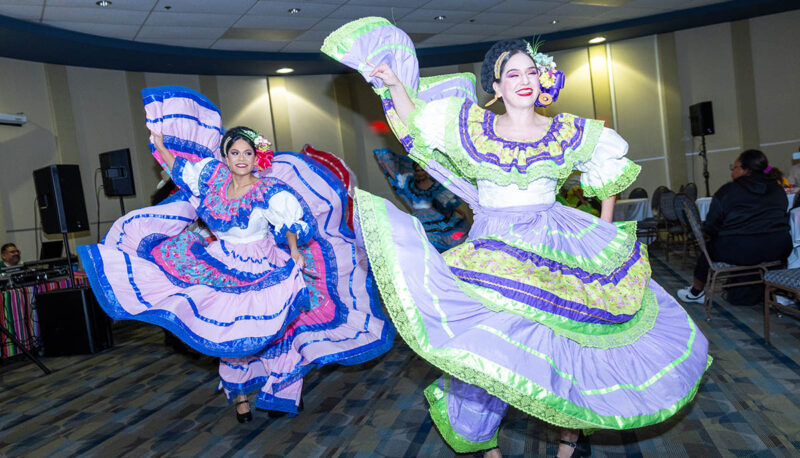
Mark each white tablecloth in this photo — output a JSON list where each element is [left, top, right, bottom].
[[613, 198, 652, 222], [787, 207, 800, 269]]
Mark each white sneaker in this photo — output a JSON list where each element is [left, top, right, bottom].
[[677, 287, 705, 303]]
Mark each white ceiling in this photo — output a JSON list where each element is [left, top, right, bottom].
[[0, 0, 730, 53]]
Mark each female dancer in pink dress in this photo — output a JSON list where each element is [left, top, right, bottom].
[[78, 86, 394, 422]]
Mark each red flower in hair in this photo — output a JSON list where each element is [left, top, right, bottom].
[[253, 135, 273, 170]]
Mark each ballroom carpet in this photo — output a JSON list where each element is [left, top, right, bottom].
[[1, 250, 799, 457]]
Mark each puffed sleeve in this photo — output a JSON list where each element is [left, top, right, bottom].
[[574, 128, 641, 200], [264, 190, 314, 247], [172, 157, 216, 197]]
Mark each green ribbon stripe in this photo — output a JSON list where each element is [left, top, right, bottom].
[[582, 160, 643, 201], [355, 189, 711, 430]]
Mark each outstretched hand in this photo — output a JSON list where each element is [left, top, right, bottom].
[[366, 59, 401, 88]]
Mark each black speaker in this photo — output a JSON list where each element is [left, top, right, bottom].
[[35, 287, 113, 356], [33, 164, 90, 234], [100, 148, 136, 197], [689, 101, 714, 136]]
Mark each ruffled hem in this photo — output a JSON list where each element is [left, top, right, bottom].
[[424, 381, 499, 453], [582, 160, 642, 200], [354, 189, 711, 430]]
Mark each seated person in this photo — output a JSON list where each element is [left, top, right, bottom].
[[786, 149, 800, 187], [678, 149, 791, 303], [1, 243, 21, 268], [557, 185, 601, 217]]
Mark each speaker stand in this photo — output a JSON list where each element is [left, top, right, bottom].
[[118, 196, 125, 216], [62, 232, 76, 287], [700, 134, 710, 197], [0, 324, 52, 375]]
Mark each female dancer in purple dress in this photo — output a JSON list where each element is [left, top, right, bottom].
[[78, 86, 394, 422], [322, 18, 710, 457]]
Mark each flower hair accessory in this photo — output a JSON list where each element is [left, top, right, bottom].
[[229, 127, 274, 171], [253, 135, 274, 171]]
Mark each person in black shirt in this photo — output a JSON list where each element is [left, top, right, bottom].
[[678, 149, 791, 304]]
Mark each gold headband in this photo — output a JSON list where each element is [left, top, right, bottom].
[[493, 51, 509, 80]]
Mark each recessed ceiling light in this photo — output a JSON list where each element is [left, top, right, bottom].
[[434, 15, 446, 22], [276, 68, 294, 74], [164, 5, 171, 10], [288, 8, 300, 14], [95, 0, 111, 6], [469, 18, 476, 23], [588, 36, 606, 44], [551, 19, 559, 25]]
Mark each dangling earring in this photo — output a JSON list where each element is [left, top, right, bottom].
[[537, 93, 553, 106], [485, 93, 501, 107]]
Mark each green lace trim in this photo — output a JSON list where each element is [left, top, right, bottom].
[[582, 160, 642, 200], [456, 280, 659, 349], [470, 220, 642, 276], [320, 16, 391, 60], [424, 378, 499, 453], [355, 188, 712, 430], [408, 104, 607, 189]]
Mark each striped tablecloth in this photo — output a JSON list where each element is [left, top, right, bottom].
[[1, 274, 87, 358]]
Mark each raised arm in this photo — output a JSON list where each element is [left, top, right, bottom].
[[369, 62, 415, 124], [151, 132, 175, 171]]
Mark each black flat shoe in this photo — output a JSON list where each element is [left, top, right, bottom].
[[235, 400, 252, 423], [558, 432, 591, 457]]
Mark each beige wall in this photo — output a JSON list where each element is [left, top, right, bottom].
[[1, 10, 798, 261]]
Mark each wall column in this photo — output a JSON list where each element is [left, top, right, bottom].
[[656, 33, 688, 189], [730, 20, 760, 151]]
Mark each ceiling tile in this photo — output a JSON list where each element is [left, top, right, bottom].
[[423, 0, 502, 12], [402, 8, 475, 24], [153, 0, 257, 14], [46, 0, 156, 11], [445, 23, 512, 35], [0, 5, 42, 21], [145, 12, 241, 27], [393, 19, 454, 34], [137, 25, 228, 39], [212, 39, 290, 52], [547, 3, 614, 16], [347, 0, 429, 6], [418, 33, 491, 47], [234, 15, 319, 30], [247, 1, 339, 18], [326, 5, 413, 21], [490, 0, 563, 15], [43, 21, 140, 40], [295, 27, 339, 41], [43, 7, 149, 24], [469, 11, 532, 26]]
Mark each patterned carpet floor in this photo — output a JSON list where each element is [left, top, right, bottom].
[[1, 249, 799, 457]]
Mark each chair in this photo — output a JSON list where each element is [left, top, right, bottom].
[[763, 269, 800, 344], [660, 191, 684, 261], [683, 182, 698, 201], [628, 187, 647, 199], [674, 193, 699, 267], [682, 201, 782, 320]]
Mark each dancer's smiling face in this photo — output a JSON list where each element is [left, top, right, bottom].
[[225, 138, 256, 176], [492, 51, 540, 109]]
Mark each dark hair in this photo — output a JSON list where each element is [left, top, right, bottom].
[[480, 39, 529, 94], [1, 243, 16, 254], [220, 126, 257, 157], [738, 149, 783, 182]]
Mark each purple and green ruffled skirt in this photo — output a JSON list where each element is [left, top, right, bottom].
[[353, 189, 711, 452]]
